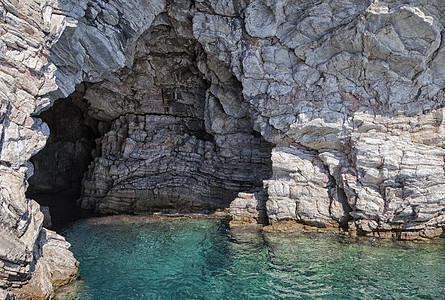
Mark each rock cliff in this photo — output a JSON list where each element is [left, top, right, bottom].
[[1, 0, 445, 297]]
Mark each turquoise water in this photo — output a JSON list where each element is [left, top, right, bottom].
[[56, 216, 445, 299]]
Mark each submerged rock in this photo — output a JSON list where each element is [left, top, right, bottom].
[[1, 0, 445, 297]]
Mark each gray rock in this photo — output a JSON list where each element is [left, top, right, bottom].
[[2, 0, 445, 296], [80, 114, 272, 214]]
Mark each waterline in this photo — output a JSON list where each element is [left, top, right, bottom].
[[56, 216, 445, 299]]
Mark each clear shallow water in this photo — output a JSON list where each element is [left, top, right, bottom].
[[56, 216, 445, 299]]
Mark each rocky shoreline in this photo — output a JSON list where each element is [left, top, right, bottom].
[[229, 192, 445, 240], [2, 0, 445, 298], [59, 210, 445, 241]]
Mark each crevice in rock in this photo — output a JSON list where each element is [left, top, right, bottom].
[[26, 85, 102, 230], [328, 181, 352, 231]]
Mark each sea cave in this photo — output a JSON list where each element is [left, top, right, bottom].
[[2, 0, 445, 299]]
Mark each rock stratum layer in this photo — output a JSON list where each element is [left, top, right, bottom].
[[2, 0, 445, 297]]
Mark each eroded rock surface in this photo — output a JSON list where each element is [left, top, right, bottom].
[[81, 114, 272, 213], [77, 16, 273, 213], [265, 146, 351, 229], [2, 0, 445, 297], [229, 191, 268, 226], [0, 1, 78, 297]]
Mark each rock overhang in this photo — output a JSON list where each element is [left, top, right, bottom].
[[2, 0, 445, 297]]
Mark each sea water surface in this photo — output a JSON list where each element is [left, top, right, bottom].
[[56, 216, 445, 299]]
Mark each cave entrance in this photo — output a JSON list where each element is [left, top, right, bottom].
[[27, 10, 274, 225], [26, 85, 101, 229]]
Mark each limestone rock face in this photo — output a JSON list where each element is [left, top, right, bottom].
[[265, 146, 351, 228], [2, 0, 445, 297], [190, 0, 445, 238], [76, 15, 273, 213], [11, 229, 78, 299], [81, 114, 272, 213], [229, 191, 268, 226], [0, 1, 80, 297]]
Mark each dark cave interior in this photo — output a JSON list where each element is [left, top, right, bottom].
[[26, 17, 275, 228], [26, 87, 102, 229]]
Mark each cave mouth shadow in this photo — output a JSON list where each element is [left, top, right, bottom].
[[26, 86, 100, 231], [26, 81, 274, 229], [27, 16, 275, 226]]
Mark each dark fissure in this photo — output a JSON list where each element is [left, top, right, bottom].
[[26, 87, 102, 229]]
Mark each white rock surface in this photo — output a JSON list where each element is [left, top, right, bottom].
[[229, 191, 268, 226]]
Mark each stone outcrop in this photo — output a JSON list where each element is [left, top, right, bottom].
[[2, 0, 445, 297], [80, 113, 272, 213], [11, 228, 78, 299], [265, 146, 351, 229], [229, 191, 268, 226]]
